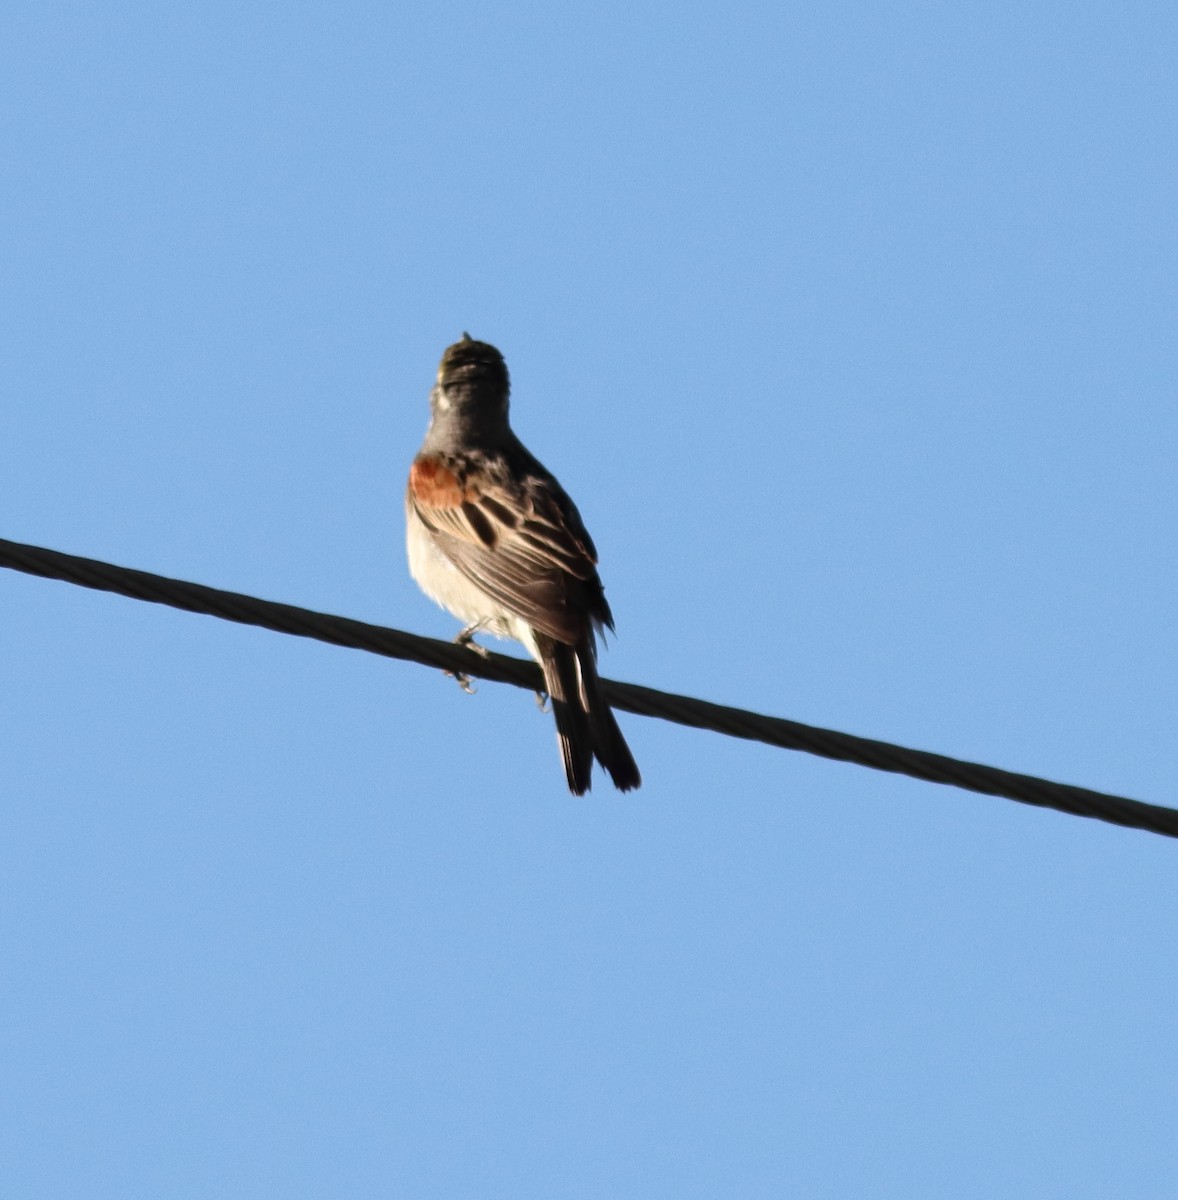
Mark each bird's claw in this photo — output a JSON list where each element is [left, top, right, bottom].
[[445, 669, 477, 694], [454, 623, 490, 655], [446, 624, 489, 694]]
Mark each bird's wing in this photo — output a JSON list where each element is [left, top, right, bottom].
[[407, 452, 611, 644]]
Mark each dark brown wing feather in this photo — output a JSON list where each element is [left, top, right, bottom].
[[408, 450, 613, 645]]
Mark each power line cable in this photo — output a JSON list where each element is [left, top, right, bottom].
[[1, 536, 1173, 839]]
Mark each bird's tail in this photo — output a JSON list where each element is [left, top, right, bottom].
[[576, 639, 642, 793], [536, 635, 641, 794], [538, 637, 595, 795]]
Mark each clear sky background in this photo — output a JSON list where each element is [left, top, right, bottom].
[[3, 3, 1176, 1196]]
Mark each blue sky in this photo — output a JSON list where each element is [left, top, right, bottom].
[[3, 2, 1177, 1195]]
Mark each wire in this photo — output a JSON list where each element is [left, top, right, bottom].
[[2, 535, 1174, 839]]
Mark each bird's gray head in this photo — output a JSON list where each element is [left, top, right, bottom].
[[432, 333, 510, 415]]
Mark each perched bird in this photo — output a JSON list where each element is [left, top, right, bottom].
[[406, 334, 641, 794]]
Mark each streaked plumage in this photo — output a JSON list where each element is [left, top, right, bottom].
[[406, 335, 640, 794]]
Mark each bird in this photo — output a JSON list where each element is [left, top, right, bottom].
[[405, 334, 641, 794]]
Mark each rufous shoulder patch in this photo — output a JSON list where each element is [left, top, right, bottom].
[[409, 455, 479, 508]]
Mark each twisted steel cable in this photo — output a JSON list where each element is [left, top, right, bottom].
[[2, 536, 1174, 839]]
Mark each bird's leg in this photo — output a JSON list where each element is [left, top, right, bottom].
[[454, 622, 489, 653], [446, 622, 489, 694]]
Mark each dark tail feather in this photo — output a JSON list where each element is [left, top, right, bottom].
[[576, 642, 642, 793], [537, 637, 594, 795]]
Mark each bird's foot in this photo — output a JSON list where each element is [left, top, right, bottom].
[[446, 623, 490, 694], [454, 622, 489, 652]]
